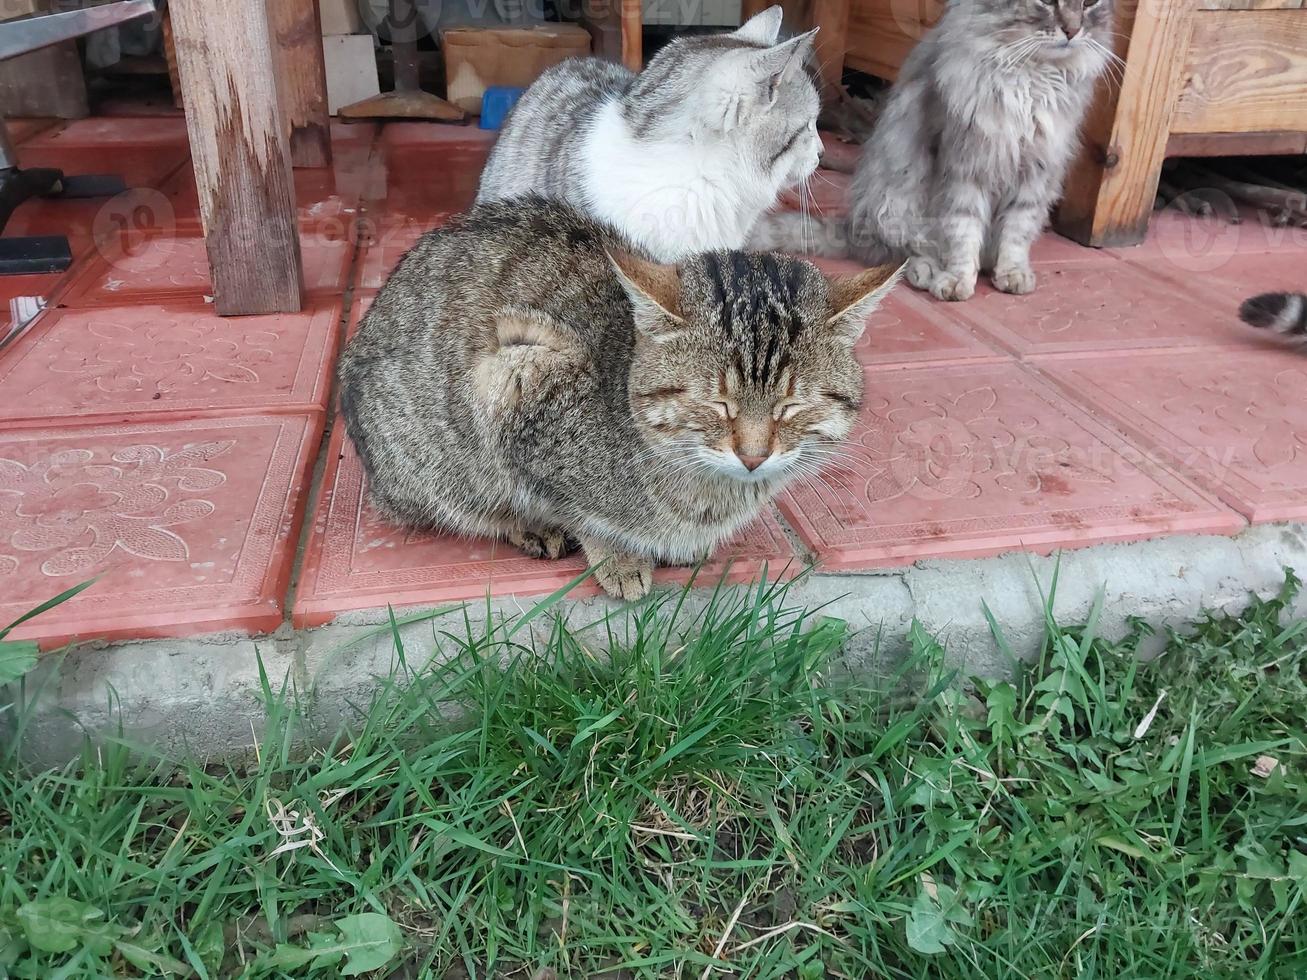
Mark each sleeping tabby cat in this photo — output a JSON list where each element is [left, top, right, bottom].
[[338, 197, 899, 600]]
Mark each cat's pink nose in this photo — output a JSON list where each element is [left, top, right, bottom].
[[738, 453, 769, 472]]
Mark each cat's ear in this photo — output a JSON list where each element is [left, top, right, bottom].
[[733, 5, 783, 45], [707, 28, 818, 129], [823, 262, 904, 346], [607, 249, 684, 338]]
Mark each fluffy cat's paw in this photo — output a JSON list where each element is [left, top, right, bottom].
[[929, 270, 976, 303], [508, 526, 572, 561], [904, 256, 938, 290], [993, 265, 1036, 295], [593, 555, 654, 602]]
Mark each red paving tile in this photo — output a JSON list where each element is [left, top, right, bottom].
[[778, 362, 1242, 569], [794, 262, 998, 371], [160, 163, 360, 235], [2, 274, 64, 343], [345, 292, 375, 339], [949, 261, 1253, 359], [23, 116, 189, 147], [18, 144, 188, 193], [5, 118, 58, 144], [0, 415, 321, 647], [356, 219, 438, 289], [379, 123, 497, 149], [1127, 248, 1305, 312], [853, 284, 1003, 370], [1121, 206, 1307, 266], [292, 426, 795, 627], [1041, 351, 1307, 523], [819, 132, 859, 173], [778, 169, 850, 216], [64, 231, 353, 307], [0, 301, 341, 426], [365, 144, 489, 217]]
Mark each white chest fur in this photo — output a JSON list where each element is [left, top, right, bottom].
[[579, 100, 777, 263]]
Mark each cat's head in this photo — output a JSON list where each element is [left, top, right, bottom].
[[610, 248, 901, 485], [625, 7, 821, 191], [969, 0, 1115, 69]]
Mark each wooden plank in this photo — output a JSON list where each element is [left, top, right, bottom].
[[162, 10, 183, 109], [1166, 129, 1307, 156], [1171, 9, 1307, 134], [268, 0, 333, 168], [811, 0, 849, 100], [170, 0, 303, 316], [844, 0, 941, 81], [621, 0, 642, 71], [1199, 0, 1301, 10], [1054, 0, 1199, 248]]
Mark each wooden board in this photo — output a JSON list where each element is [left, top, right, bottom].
[[170, 0, 304, 315], [1171, 9, 1307, 134], [268, 0, 333, 168], [811, 0, 850, 100], [1055, 0, 1199, 247], [845, 0, 941, 80]]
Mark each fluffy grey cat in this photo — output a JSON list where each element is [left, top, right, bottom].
[[339, 197, 898, 600], [475, 7, 821, 263], [756, 0, 1115, 301]]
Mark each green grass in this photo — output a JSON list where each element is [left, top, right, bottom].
[[1, 571, 1306, 979]]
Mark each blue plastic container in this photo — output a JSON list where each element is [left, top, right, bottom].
[[479, 86, 526, 130]]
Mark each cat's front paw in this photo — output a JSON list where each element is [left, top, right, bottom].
[[929, 270, 976, 302], [592, 554, 654, 601], [508, 525, 573, 561], [904, 256, 938, 291], [993, 265, 1036, 296]]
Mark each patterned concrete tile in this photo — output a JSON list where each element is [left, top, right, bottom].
[[293, 426, 795, 627], [0, 301, 341, 425], [778, 362, 1242, 569], [0, 415, 321, 647], [1042, 350, 1307, 522]]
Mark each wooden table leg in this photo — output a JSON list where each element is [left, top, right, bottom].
[[170, 0, 304, 316], [268, 0, 333, 169], [1055, 0, 1199, 247]]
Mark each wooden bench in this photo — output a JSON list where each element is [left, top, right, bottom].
[[842, 0, 1307, 246]]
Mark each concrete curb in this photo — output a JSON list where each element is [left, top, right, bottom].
[[11, 522, 1307, 766]]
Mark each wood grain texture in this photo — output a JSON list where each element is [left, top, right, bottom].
[[811, 0, 850, 100], [170, 0, 304, 316], [1055, 0, 1199, 247], [162, 11, 183, 109], [268, 0, 333, 168], [1199, 0, 1301, 10], [621, 0, 643, 71], [1172, 9, 1307, 134], [845, 0, 942, 80], [1166, 129, 1307, 156]]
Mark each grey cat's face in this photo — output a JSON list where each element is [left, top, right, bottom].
[[974, 0, 1115, 63], [627, 7, 821, 187], [612, 251, 900, 484]]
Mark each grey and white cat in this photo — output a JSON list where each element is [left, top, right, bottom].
[[476, 7, 821, 263], [339, 197, 898, 600], [757, 0, 1115, 301]]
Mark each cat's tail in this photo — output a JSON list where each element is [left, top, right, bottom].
[[1240, 292, 1307, 340]]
